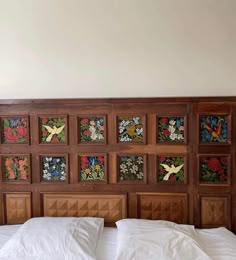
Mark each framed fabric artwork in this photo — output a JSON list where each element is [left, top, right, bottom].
[[1, 116, 29, 144], [199, 155, 230, 184], [39, 115, 67, 144], [199, 115, 229, 144], [117, 155, 147, 183], [1, 154, 31, 183], [40, 155, 68, 183], [78, 154, 107, 182], [117, 115, 146, 143], [78, 116, 106, 144], [157, 116, 186, 143], [157, 155, 186, 183]]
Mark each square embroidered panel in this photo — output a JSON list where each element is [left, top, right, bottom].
[[199, 156, 229, 183], [79, 116, 106, 143], [158, 156, 185, 183], [2, 155, 30, 182], [118, 155, 145, 182], [157, 117, 185, 143], [117, 116, 145, 143], [41, 156, 67, 182], [1, 117, 28, 144], [200, 115, 228, 143], [79, 155, 106, 181], [39, 117, 66, 144]]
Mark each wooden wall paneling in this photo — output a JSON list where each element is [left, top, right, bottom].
[[42, 193, 127, 225], [199, 194, 231, 228], [136, 192, 188, 224], [3, 192, 31, 224], [232, 107, 236, 232], [0, 98, 235, 231]]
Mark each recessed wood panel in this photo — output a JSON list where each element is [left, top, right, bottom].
[[200, 195, 231, 228], [42, 193, 127, 224], [4, 192, 31, 224], [137, 193, 188, 224]]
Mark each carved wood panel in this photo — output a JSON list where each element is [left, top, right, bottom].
[[4, 192, 31, 224], [137, 193, 188, 224], [42, 193, 127, 224], [200, 195, 231, 228], [0, 98, 235, 232]]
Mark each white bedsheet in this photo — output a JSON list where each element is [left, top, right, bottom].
[[0, 225, 118, 260], [0, 224, 236, 260]]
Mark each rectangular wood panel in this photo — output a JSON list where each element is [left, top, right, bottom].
[[137, 193, 188, 224], [4, 192, 31, 224], [42, 193, 127, 225], [200, 195, 231, 228]]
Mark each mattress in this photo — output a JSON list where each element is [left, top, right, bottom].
[[0, 224, 236, 259]]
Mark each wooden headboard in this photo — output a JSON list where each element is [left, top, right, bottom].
[[0, 97, 235, 231]]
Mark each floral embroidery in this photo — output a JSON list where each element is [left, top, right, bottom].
[[119, 156, 144, 181], [40, 117, 66, 143], [118, 116, 144, 142], [158, 117, 185, 142], [200, 156, 228, 183], [200, 115, 228, 143], [3, 156, 29, 181], [159, 156, 184, 182], [80, 156, 105, 181], [80, 117, 105, 142], [2, 117, 28, 144], [42, 156, 66, 181]]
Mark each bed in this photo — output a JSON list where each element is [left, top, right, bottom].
[[0, 218, 236, 260]]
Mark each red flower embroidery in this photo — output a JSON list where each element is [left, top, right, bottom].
[[207, 158, 222, 171], [160, 118, 168, 123], [170, 176, 175, 182], [220, 157, 227, 165], [52, 136, 58, 142], [16, 126, 27, 137], [160, 156, 166, 162], [81, 118, 89, 124], [163, 129, 169, 135], [42, 118, 48, 123], [97, 156, 104, 164], [220, 174, 226, 182], [4, 128, 18, 142], [83, 130, 90, 135]]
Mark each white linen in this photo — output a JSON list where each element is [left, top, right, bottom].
[[197, 227, 236, 260], [115, 219, 211, 260], [0, 220, 236, 260], [0, 217, 104, 260], [0, 224, 117, 260], [96, 227, 118, 260]]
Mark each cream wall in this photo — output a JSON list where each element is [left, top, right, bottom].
[[0, 0, 235, 98]]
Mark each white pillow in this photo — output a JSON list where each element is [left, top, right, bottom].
[[115, 219, 210, 260], [0, 217, 104, 260]]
